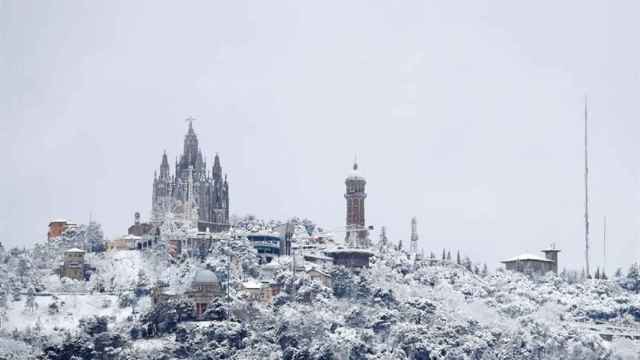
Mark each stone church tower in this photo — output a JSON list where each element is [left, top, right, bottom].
[[345, 161, 368, 247], [152, 120, 230, 232]]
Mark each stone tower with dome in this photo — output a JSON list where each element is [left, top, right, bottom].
[[344, 161, 368, 247]]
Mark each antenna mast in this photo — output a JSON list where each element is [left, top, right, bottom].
[[584, 96, 591, 278], [603, 216, 607, 276]]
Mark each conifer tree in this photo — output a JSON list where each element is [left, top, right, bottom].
[[626, 263, 640, 293], [481, 263, 488, 277], [25, 287, 36, 313], [456, 251, 461, 265], [615, 268, 623, 278]]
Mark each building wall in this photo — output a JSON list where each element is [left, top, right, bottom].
[[187, 282, 223, 317], [345, 173, 367, 246], [504, 260, 554, 275], [48, 222, 66, 240], [62, 252, 85, 281], [307, 270, 332, 288], [331, 252, 371, 269]]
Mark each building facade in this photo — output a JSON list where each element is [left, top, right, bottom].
[[186, 269, 224, 317], [345, 161, 368, 247], [501, 249, 560, 276], [47, 219, 78, 241], [152, 121, 230, 232], [62, 248, 86, 281]]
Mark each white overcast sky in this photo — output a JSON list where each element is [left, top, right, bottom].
[[2, 1, 640, 273]]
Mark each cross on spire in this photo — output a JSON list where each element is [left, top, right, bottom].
[[186, 117, 196, 130]]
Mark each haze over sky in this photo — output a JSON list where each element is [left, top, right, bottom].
[[2, 1, 640, 273]]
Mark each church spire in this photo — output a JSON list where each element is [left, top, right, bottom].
[[213, 153, 222, 179], [159, 150, 170, 179], [182, 117, 199, 170], [186, 117, 195, 134]]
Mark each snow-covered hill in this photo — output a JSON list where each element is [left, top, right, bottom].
[[1, 236, 640, 359]]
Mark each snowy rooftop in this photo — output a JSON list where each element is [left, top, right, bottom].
[[65, 248, 85, 253], [346, 161, 366, 181], [501, 253, 553, 263], [346, 170, 365, 181], [303, 253, 334, 261], [122, 234, 142, 240], [306, 268, 330, 277], [324, 248, 374, 256], [242, 280, 263, 289], [192, 269, 219, 284], [245, 232, 281, 238], [261, 261, 281, 271], [48, 218, 68, 224]]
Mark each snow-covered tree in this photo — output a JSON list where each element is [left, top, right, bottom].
[[24, 287, 37, 313], [85, 221, 106, 252], [622, 262, 640, 293], [481, 263, 489, 277], [615, 267, 623, 278], [0, 289, 7, 310], [0, 308, 7, 329], [462, 256, 472, 271]]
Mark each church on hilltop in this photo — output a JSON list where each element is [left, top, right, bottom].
[[152, 120, 230, 232]]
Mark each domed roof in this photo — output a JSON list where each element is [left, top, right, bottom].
[[346, 161, 366, 182], [192, 269, 219, 284]]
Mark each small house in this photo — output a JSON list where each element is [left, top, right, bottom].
[[306, 268, 332, 288], [241, 280, 277, 304], [501, 248, 560, 276]]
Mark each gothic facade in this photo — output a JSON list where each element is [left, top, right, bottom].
[[152, 121, 230, 232]]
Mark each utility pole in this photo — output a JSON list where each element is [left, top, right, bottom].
[[584, 96, 591, 278]]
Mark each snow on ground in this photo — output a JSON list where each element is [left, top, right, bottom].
[[0, 337, 37, 359], [4, 293, 132, 334], [131, 338, 171, 351]]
